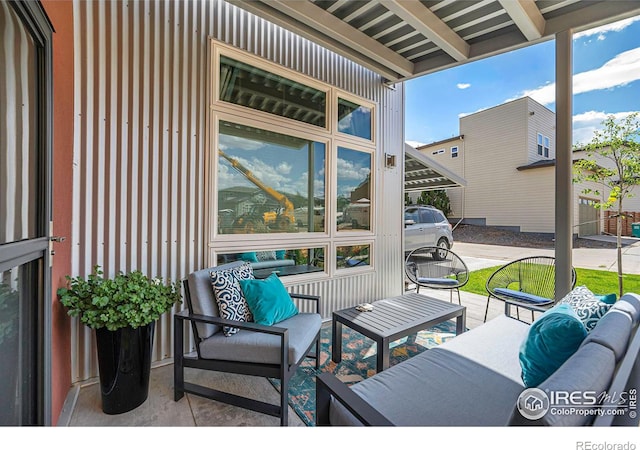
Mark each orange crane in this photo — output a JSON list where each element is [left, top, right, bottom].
[[219, 149, 295, 231]]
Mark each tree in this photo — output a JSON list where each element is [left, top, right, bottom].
[[573, 112, 640, 297], [416, 189, 451, 216]]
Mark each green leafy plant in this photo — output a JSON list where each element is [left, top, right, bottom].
[[58, 265, 182, 331], [416, 189, 452, 217]]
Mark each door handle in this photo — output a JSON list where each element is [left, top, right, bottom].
[[50, 236, 66, 243]]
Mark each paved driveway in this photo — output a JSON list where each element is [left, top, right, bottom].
[[453, 240, 640, 274]]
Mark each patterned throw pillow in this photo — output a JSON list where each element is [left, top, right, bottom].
[[559, 285, 613, 332], [210, 263, 255, 336]]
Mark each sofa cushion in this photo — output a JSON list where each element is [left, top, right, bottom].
[[509, 342, 616, 426], [198, 312, 321, 364], [582, 309, 633, 362], [330, 347, 524, 426], [439, 314, 529, 384], [239, 273, 299, 326], [210, 262, 254, 336], [611, 294, 640, 324], [519, 303, 587, 387], [559, 285, 613, 331]]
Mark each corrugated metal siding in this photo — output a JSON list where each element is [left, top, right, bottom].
[[70, 0, 403, 382]]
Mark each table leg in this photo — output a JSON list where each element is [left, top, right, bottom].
[[377, 338, 390, 372], [456, 309, 466, 335], [332, 319, 343, 363]]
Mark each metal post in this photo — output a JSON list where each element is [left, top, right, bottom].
[[555, 29, 573, 300]]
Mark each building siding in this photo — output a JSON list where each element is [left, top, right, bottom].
[[70, 0, 404, 383]]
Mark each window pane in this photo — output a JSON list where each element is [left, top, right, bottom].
[[217, 121, 325, 234], [217, 247, 324, 278], [336, 244, 370, 269], [337, 147, 371, 231], [338, 98, 371, 140], [0, 6, 39, 244], [219, 56, 326, 127], [0, 262, 40, 425]]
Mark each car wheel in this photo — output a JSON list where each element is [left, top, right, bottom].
[[433, 238, 449, 261]]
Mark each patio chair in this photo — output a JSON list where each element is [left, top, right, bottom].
[[173, 261, 322, 426], [484, 256, 577, 322], [405, 246, 469, 305]]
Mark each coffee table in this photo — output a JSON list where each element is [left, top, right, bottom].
[[331, 293, 466, 372]]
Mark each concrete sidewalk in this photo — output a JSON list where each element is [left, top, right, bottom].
[[453, 240, 640, 274]]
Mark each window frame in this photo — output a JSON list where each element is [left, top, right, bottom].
[[208, 41, 378, 279], [451, 146, 458, 158]]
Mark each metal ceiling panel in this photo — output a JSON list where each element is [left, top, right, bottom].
[[228, 0, 640, 83]]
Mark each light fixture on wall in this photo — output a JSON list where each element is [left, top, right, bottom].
[[385, 153, 396, 168]]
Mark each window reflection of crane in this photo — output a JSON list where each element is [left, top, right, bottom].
[[219, 149, 295, 232]]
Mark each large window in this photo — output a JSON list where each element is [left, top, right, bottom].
[[217, 120, 325, 234], [211, 43, 376, 278]]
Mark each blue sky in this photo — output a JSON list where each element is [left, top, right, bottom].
[[405, 16, 640, 148]]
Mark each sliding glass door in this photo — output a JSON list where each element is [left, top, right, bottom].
[[0, 0, 52, 426]]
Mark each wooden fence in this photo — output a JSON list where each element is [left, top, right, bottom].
[[604, 211, 640, 236]]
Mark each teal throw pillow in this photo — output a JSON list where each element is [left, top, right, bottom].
[[239, 252, 258, 263], [239, 273, 298, 326], [595, 293, 617, 305], [275, 249, 286, 260], [519, 303, 587, 387]]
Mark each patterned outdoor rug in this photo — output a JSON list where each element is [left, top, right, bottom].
[[269, 319, 460, 426]]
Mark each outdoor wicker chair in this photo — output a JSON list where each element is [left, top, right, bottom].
[[405, 246, 469, 304], [484, 256, 577, 322]]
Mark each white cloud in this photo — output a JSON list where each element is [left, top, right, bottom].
[[277, 161, 292, 175], [574, 16, 640, 40], [457, 83, 471, 89], [509, 47, 640, 105], [405, 140, 426, 148], [572, 110, 640, 145]]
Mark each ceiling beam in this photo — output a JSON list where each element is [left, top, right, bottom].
[[380, 0, 470, 62], [225, 0, 410, 81], [267, 0, 415, 77], [498, 0, 545, 40]]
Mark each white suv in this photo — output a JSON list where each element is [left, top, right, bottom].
[[404, 205, 453, 259]]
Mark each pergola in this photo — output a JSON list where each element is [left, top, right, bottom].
[[230, 0, 640, 299]]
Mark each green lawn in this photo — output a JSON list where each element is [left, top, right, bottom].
[[460, 266, 640, 298]]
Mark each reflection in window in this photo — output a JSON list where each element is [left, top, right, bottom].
[[336, 244, 370, 269], [338, 98, 371, 140], [217, 121, 325, 235], [219, 56, 326, 127], [217, 247, 325, 278], [337, 147, 371, 231], [0, 6, 38, 244]]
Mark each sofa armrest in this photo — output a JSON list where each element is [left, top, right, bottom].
[[315, 372, 393, 426]]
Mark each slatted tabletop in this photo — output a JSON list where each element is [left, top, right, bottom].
[[332, 293, 466, 372]]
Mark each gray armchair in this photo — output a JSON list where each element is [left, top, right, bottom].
[[174, 261, 321, 426]]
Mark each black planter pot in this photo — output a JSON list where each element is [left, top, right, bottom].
[[95, 322, 155, 415]]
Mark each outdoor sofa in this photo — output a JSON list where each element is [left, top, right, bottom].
[[316, 292, 640, 426]]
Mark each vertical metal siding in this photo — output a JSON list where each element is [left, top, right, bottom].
[[70, 0, 403, 382]]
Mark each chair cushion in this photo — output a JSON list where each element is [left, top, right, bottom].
[[494, 288, 553, 305], [417, 277, 458, 286], [187, 261, 249, 339], [612, 294, 640, 324], [198, 312, 321, 365], [558, 285, 613, 332], [210, 262, 254, 336], [239, 273, 299, 326], [519, 303, 587, 387]]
